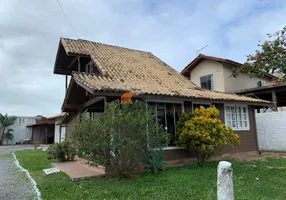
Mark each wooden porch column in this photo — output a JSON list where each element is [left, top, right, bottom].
[[78, 57, 80, 72], [272, 90, 278, 112], [59, 125, 62, 143], [65, 71, 68, 91], [45, 127, 48, 144], [31, 127, 34, 141]]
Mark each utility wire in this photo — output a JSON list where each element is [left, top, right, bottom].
[[56, 0, 79, 38]]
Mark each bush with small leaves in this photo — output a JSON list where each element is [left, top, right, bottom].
[[47, 141, 76, 162], [33, 141, 40, 150], [72, 101, 167, 179], [177, 106, 240, 167]]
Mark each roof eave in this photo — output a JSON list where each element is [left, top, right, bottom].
[[53, 40, 62, 74]]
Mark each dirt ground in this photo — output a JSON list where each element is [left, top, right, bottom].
[[212, 151, 286, 162]]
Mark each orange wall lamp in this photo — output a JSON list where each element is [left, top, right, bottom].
[[120, 92, 137, 104]]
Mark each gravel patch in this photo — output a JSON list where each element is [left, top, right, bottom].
[[0, 146, 37, 200], [0, 145, 34, 154]]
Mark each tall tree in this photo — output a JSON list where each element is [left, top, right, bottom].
[[233, 26, 286, 81], [0, 114, 17, 145]]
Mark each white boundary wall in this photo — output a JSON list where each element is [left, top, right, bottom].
[[256, 111, 286, 151]]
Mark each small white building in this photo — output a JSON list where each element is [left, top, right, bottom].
[[4, 116, 40, 144], [3, 114, 66, 145]]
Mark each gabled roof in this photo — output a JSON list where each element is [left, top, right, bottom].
[[181, 54, 277, 80], [57, 38, 271, 105], [26, 118, 55, 127]]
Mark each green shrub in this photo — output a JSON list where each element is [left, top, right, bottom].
[[144, 152, 166, 174], [4, 128, 14, 144], [176, 112, 194, 140], [47, 141, 76, 162], [72, 101, 167, 179], [33, 141, 40, 150], [177, 106, 240, 167]]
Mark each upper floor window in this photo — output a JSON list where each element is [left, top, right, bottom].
[[257, 81, 266, 87], [85, 62, 94, 73], [200, 74, 214, 91], [225, 105, 249, 130]]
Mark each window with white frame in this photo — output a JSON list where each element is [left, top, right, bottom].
[[225, 105, 249, 130], [200, 74, 214, 91]]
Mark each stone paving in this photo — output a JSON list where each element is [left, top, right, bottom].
[[52, 160, 105, 180]]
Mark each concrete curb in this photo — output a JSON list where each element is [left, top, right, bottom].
[[12, 150, 42, 200]]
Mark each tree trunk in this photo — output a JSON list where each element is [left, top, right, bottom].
[[196, 152, 201, 166], [201, 153, 207, 167], [197, 152, 206, 167], [0, 128, 5, 145], [197, 152, 208, 167]]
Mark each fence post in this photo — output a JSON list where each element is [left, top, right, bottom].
[[217, 161, 234, 200]]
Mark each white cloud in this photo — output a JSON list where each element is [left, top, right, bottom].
[[0, 0, 285, 116]]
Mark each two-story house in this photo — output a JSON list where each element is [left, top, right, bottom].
[[53, 38, 271, 165], [180, 54, 276, 93], [180, 54, 286, 112]]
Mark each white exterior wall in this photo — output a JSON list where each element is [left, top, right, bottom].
[[190, 60, 225, 92], [223, 64, 271, 92], [4, 116, 38, 145], [54, 118, 66, 143], [256, 112, 286, 151], [60, 126, 66, 142], [188, 60, 271, 93]]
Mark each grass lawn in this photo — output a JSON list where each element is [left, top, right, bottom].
[[15, 150, 286, 200]]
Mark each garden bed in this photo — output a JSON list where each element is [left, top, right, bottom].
[[15, 150, 286, 200]]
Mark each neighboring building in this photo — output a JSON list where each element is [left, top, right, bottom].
[[53, 38, 271, 162], [181, 54, 276, 93], [27, 118, 55, 144], [27, 114, 66, 144], [4, 116, 40, 145], [1, 114, 66, 145]]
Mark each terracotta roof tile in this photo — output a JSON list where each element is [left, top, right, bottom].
[[60, 38, 271, 104]]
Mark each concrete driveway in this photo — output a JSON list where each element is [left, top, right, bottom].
[[0, 145, 37, 200]]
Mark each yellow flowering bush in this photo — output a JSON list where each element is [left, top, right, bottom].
[[177, 106, 240, 166]]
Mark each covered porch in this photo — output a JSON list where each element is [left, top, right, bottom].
[[27, 119, 55, 144], [233, 83, 286, 112]]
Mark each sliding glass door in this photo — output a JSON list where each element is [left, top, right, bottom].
[[148, 101, 183, 146]]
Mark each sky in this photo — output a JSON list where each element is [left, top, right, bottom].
[[0, 0, 285, 117]]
